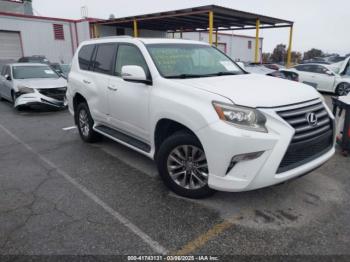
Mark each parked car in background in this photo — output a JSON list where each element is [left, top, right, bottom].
[[245, 64, 299, 82], [67, 37, 335, 198], [284, 58, 350, 96], [18, 55, 50, 64], [0, 63, 67, 109], [51, 63, 71, 78]]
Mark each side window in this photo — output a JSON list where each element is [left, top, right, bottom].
[[78, 44, 95, 71], [4, 66, 10, 77], [344, 62, 350, 76], [314, 65, 329, 75], [115, 44, 149, 78], [0, 66, 5, 76], [92, 44, 117, 75]]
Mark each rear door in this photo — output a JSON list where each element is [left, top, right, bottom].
[[89, 43, 118, 122], [295, 65, 319, 88], [310, 65, 336, 92]]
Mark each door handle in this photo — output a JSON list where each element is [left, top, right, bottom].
[[108, 85, 118, 91], [83, 79, 91, 84]]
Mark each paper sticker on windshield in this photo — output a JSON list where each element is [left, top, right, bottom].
[[220, 61, 237, 71], [45, 70, 55, 74]]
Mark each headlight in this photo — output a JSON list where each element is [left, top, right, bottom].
[[17, 85, 35, 94], [213, 101, 267, 133]]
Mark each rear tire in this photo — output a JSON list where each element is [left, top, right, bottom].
[[156, 131, 215, 199], [335, 83, 350, 96], [11, 91, 16, 105], [75, 103, 101, 143]]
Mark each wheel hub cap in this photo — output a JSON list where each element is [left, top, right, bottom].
[[167, 145, 208, 190]]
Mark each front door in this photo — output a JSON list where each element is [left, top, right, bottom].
[[107, 44, 151, 142]]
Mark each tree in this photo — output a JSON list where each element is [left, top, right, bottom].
[[291, 51, 302, 64], [303, 48, 323, 60], [270, 44, 287, 63], [262, 52, 271, 63]]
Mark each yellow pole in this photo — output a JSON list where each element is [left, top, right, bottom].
[[215, 29, 218, 47], [94, 24, 99, 38], [254, 19, 260, 63], [287, 25, 294, 68], [209, 11, 214, 45], [133, 19, 138, 37]]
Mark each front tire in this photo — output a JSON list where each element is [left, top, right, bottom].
[[335, 83, 350, 96], [156, 131, 215, 199], [76, 103, 101, 143]]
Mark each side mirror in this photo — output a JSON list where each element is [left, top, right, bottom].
[[4, 74, 11, 81], [326, 70, 334, 76], [121, 65, 151, 85]]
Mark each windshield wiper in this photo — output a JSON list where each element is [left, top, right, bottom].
[[166, 74, 207, 79], [166, 71, 241, 79], [213, 71, 240, 76]]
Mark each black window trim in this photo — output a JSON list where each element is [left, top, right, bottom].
[[113, 42, 152, 83], [78, 44, 96, 72], [91, 43, 118, 76]]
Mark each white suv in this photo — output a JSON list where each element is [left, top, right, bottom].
[[67, 37, 335, 198]]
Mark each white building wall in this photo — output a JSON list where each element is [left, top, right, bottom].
[[170, 32, 263, 63], [0, 15, 77, 63], [76, 21, 91, 45]]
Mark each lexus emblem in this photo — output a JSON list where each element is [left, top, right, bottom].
[[306, 112, 318, 126]]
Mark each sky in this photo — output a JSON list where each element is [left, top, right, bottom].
[[32, 0, 350, 55]]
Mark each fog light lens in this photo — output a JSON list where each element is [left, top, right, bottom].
[[226, 151, 264, 174], [231, 151, 264, 162]]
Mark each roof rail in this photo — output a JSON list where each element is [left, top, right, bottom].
[[93, 35, 133, 39]]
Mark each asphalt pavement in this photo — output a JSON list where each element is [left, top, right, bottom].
[[0, 95, 349, 258]]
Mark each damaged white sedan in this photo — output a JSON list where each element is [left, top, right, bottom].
[[0, 63, 67, 109]]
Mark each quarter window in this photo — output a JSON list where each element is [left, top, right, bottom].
[[115, 45, 149, 77], [78, 44, 95, 71], [93, 44, 117, 75]]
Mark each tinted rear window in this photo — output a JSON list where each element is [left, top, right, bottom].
[[78, 44, 95, 71], [93, 44, 117, 75]]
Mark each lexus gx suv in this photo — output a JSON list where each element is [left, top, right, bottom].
[[67, 37, 335, 198]]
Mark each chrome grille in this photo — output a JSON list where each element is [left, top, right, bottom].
[[276, 100, 333, 173], [277, 101, 331, 143]]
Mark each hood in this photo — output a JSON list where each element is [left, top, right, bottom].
[[14, 78, 67, 89], [172, 74, 320, 108]]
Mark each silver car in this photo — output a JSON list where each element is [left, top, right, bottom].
[[0, 63, 67, 109]]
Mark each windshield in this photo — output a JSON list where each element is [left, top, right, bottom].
[[147, 44, 244, 78], [13, 66, 59, 79], [60, 64, 71, 74]]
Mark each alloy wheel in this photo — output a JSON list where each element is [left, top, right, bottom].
[[337, 84, 350, 96], [166, 145, 208, 190], [79, 109, 90, 137]]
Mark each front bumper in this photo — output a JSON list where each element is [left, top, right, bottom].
[[15, 91, 67, 109], [196, 101, 335, 192]]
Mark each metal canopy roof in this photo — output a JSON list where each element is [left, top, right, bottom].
[[96, 5, 293, 32]]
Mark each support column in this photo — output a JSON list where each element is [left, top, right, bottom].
[[93, 24, 100, 38], [209, 11, 214, 45], [287, 25, 294, 68], [215, 29, 218, 47], [254, 19, 260, 63], [133, 19, 138, 38]]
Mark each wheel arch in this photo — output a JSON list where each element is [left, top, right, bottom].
[[72, 92, 87, 124], [153, 118, 203, 158]]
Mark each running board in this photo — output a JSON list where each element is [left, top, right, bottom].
[[94, 125, 151, 153]]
